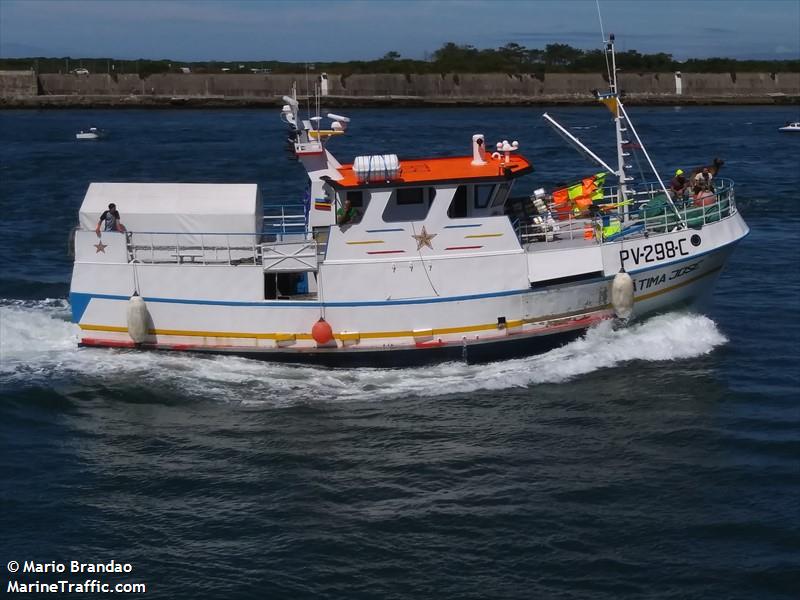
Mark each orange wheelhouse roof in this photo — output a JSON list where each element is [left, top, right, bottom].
[[331, 154, 533, 189]]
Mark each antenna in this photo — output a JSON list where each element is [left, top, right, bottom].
[[304, 63, 311, 120], [596, 0, 606, 42], [596, 0, 613, 85]]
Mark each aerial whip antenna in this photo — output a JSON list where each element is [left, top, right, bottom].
[[596, 0, 606, 42], [596, 0, 613, 83]]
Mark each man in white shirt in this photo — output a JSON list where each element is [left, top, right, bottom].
[[693, 167, 714, 192]]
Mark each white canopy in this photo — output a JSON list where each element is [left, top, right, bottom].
[[79, 182, 262, 234]]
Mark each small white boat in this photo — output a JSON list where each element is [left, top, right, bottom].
[[778, 122, 800, 132], [76, 127, 104, 140]]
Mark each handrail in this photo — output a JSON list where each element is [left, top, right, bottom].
[[515, 178, 736, 246], [120, 227, 325, 268], [127, 230, 264, 236], [262, 203, 308, 241], [124, 230, 261, 266]]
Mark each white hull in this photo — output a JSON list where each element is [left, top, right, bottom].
[[69, 56, 748, 367], [70, 212, 747, 365]]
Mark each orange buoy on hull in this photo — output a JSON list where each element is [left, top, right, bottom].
[[311, 318, 333, 344]]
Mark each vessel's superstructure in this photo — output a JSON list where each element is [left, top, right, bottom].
[[69, 37, 748, 366]]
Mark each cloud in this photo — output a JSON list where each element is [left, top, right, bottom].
[[773, 45, 799, 56], [0, 42, 55, 58], [1, 0, 797, 62]]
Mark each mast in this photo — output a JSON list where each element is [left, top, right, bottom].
[[601, 34, 684, 226], [607, 34, 630, 211]]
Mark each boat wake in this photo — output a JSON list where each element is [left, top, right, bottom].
[[0, 298, 728, 404]]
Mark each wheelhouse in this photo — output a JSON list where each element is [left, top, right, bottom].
[[316, 152, 533, 228]]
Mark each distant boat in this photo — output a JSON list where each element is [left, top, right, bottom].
[[778, 121, 800, 132], [76, 127, 104, 140]]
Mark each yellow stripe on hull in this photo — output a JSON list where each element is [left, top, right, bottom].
[[77, 266, 721, 342]]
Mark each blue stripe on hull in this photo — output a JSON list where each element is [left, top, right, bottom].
[[69, 238, 744, 316], [69, 292, 93, 322]]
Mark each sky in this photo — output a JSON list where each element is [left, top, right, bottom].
[[1, 0, 798, 62]]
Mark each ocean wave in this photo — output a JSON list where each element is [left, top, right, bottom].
[[0, 299, 727, 404]]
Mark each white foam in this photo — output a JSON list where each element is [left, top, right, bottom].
[[0, 299, 78, 357], [0, 300, 727, 404]]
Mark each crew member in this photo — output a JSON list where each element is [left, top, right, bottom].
[[693, 167, 714, 193], [95, 203, 126, 236], [336, 199, 360, 226], [670, 169, 689, 202]]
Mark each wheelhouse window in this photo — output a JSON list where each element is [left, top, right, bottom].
[[474, 184, 495, 209], [382, 187, 435, 222], [397, 187, 424, 205], [447, 185, 468, 218], [346, 190, 365, 208], [337, 189, 369, 225], [492, 183, 511, 207]]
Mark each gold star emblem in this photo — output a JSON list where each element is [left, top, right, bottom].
[[412, 226, 437, 250], [94, 240, 107, 253]]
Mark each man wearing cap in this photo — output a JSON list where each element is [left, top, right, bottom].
[[670, 169, 689, 202], [95, 203, 126, 236]]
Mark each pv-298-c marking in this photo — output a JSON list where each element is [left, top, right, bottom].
[[619, 238, 691, 268]]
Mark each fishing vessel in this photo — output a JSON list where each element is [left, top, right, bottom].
[[69, 36, 748, 366]]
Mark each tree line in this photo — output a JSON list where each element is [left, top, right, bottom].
[[2, 42, 797, 76]]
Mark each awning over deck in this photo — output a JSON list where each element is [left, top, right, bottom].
[[78, 182, 262, 234]]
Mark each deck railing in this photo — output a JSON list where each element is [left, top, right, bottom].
[[514, 178, 736, 246], [262, 203, 307, 240], [119, 202, 316, 266], [124, 230, 327, 269], [126, 231, 263, 265]]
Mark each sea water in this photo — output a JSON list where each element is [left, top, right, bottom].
[[1, 107, 798, 599]]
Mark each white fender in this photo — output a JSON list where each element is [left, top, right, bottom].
[[126, 295, 149, 344], [611, 270, 634, 320]]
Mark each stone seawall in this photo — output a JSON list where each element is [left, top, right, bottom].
[[0, 70, 37, 97], [2, 71, 798, 105]]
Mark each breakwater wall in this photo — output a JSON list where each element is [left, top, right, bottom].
[[2, 71, 798, 106], [0, 70, 38, 97]]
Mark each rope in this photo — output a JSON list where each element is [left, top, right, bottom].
[[410, 221, 440, 297]]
